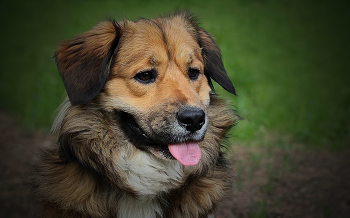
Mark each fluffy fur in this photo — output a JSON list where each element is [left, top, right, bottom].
[[34, 12, 239, 218]]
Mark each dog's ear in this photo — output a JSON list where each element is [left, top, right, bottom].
[[181, 11, 236, 95], [197, 28, 236, 95], [54, 20, 122, 105]]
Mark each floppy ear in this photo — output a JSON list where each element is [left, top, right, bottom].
[[197, 28, 236, 95], [54, 20, 122, 105]]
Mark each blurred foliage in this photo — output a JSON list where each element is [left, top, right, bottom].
[[0, 0, 349, 148]]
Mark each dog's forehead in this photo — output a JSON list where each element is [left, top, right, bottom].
[[115, 17, 202, 68]]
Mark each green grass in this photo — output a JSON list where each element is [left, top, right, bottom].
[[1, 0, 349, 147]]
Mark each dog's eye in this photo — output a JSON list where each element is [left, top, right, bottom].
[[134, 70, 157, 84], [188, 68, 200, 81]]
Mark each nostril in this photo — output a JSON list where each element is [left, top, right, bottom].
[[177, 108, 205, 132]]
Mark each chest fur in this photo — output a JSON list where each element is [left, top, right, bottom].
[[118, 150, 184, 195]]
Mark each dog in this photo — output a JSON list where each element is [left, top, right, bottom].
[[34, 12, 239, 218]]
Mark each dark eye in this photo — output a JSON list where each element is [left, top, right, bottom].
[[188, 68, 200, 80], [134, 69, 157, 84]]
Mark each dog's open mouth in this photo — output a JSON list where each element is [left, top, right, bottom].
[[117, 111, 202, 166]]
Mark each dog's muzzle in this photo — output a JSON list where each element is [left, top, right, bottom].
[[116, 107, 208, 166]]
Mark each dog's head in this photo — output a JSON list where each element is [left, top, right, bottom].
[[55, 12, 235, 166]]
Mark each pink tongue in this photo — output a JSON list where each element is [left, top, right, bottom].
[[168, 142, 201, 166]]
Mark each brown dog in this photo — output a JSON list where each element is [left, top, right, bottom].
[[34, 12, 239, 218]]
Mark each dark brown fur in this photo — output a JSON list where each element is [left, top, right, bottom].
[[34, 12, 239, 218]]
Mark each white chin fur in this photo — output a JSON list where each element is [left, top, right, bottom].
[[118, 150, 184, 196]]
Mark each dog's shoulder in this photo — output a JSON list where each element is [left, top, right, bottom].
[[33, 144, 111, 217]]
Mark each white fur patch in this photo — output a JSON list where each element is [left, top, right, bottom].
[[117, 150, 184, 217], [119, 150, 184, 195], [118, 194, 162, 218]]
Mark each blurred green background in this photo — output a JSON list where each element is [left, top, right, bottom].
[[0, 0, 349, 149]]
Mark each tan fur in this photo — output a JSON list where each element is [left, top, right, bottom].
[[34, 12, 239, 218]]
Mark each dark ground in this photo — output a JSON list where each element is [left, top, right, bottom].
[[1, 112, 349, 218]]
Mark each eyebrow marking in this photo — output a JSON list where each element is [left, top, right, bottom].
[[188, 55, 193, 64], [150, 56, 157, 65]]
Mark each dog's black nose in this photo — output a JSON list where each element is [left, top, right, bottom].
[[177, 108, 205, 132]]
